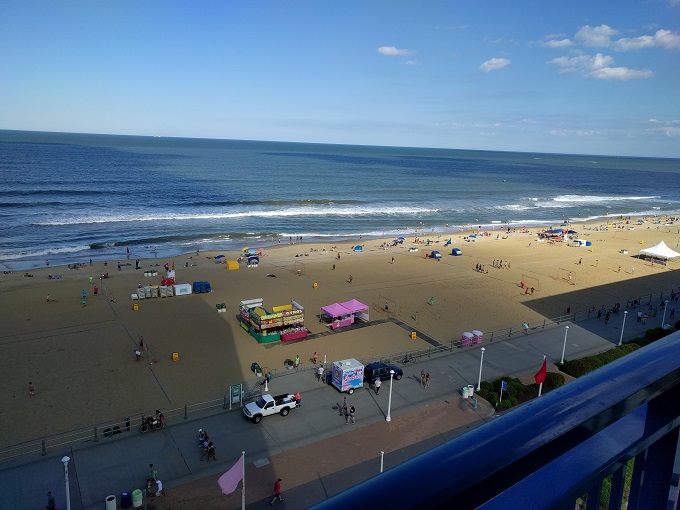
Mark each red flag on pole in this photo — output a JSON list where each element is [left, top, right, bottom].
[[534, 357, 547, 385]]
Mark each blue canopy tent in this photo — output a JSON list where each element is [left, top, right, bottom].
[[452, 248, 462, 256]]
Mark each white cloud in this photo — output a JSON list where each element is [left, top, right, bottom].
[[549, 129, 599, 137], [587, 67, 654, 80], [548, 53, 614, 71], [378, 46, 415, 56], [541, 38, 574, 48], [479, 57, 511, 72], [614, 29, 680, 51], [403, 59, 420, 66], [656, 127, 680, 136], [548, 52, 652, 80], [575, 24, 618, 47]]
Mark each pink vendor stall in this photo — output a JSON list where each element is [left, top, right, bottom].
[[461, 332, 474, 347]]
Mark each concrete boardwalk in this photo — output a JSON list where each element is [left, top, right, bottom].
[[0, 309, 662, 510]]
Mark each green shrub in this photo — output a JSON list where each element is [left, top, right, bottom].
[[545, 372, 565, 389], [644, 327, 667, 342]]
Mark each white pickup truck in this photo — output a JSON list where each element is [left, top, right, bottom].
[[243, 393, 299, 423]]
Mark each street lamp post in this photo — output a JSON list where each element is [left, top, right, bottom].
[[560, 326, 570, 364], [385, 370, 395, 422], [61, 455, 71, 510], [618, 310, 628, 347], [662, 300, 669, 329], [476, 347, 486, 391]]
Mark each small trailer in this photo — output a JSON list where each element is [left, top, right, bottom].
[[331, 358, 364, 395]]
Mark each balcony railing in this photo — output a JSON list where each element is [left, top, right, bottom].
[[311, 330, 680, 510]]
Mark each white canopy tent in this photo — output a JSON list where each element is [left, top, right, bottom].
[[640, 241, 680, 264]]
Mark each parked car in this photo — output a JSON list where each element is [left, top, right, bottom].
[[364, 362, 403, 384], [243, 393, 299, 423]]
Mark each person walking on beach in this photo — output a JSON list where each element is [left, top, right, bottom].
[[391, 256, 394, 264], [523, 322, 529, 334], [46, 293, 50, 304], [348, 274, 353, 284], [374, 378, 381, 395], [270, 478, 284, 505], [294, 355, 300, 371]]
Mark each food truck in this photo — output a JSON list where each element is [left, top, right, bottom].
[[331, 358, 364, 394]]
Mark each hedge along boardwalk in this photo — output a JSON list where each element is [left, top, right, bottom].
[[1, 220, 679, 444]]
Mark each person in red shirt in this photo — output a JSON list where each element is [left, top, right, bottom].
[[270, 478, 284, 505]]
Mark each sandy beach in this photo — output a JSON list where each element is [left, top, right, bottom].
[[1, 218, 679, 445]]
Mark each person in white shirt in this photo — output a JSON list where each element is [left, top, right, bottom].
[[155, 479, 164, 497]]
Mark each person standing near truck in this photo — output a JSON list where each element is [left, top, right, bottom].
[[270, 478, 284, 505]]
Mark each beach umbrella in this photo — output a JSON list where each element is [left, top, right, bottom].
[[242, 247, 250, 252]]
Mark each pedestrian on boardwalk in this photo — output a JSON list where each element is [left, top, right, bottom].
[[155, 479, 165, 497], [206, 442, 217, 462], [134, 349, 141, 361], [270, 478, 284, 505], [139, 335, 145, 351], [425, 372, 430, 388], [294, 391, 302, 407], [420, 369, 425, 387], [148, 463, 157, 481], [199, 441, 209, 461], [342, 402, 348, 422], [374, 378, 381, 395], [340, 396, 347, 416], [523, 322, 529, 334], [317, 364, 325, 382], [29, 381, 35, 397], [348, 403, 356, 424], [46, 491, 56, 510]]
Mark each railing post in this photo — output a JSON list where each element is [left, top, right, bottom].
[[184, 404, 188, 419], [543, 319, 546, 328], [94, 426, 98, 442], [41, 439, 46, 456], [508, 327, 512, 337]]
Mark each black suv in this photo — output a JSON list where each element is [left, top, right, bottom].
[[364, 362, 403, 384]]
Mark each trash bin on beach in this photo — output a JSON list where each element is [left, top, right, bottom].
[[105, 495, 116, 510], [132, 489, 143, 508], [120, 491, 132, 508], [468, 384, 475, 397], [462, 386, 469, 398]]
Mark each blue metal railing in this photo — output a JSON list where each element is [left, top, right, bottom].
[[311, 330, 680, 510]]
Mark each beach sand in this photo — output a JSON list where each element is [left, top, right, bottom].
[[1, 219, 679, 444]]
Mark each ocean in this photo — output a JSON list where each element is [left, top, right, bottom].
[[1, 130, 679, 271]]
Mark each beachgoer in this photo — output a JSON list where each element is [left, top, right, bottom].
[[148, 463, 157, 481], [294, 355, 300, 370], [46, 491, 56, 510], [420, 369, 425, 387], [425, 372, 430, 388], [523, 322, 529, 334], [348, 274, 353, 284], [317, 365, 325, 382], [46, 294, 50, 304], [135, 349, 141, 361], [295, 391, 301, 407], [348, 403, 355, 424], [29, 381, 35, 397], [271, 478, 284, 505], [312, 352, 318, 364], [374, 378, 381, 394], [206, 442, 217, 462]]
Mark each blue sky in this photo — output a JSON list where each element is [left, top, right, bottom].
[[1, 1, 679, 157]]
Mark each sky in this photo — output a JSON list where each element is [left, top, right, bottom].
[[1, 1, 679, 158]]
